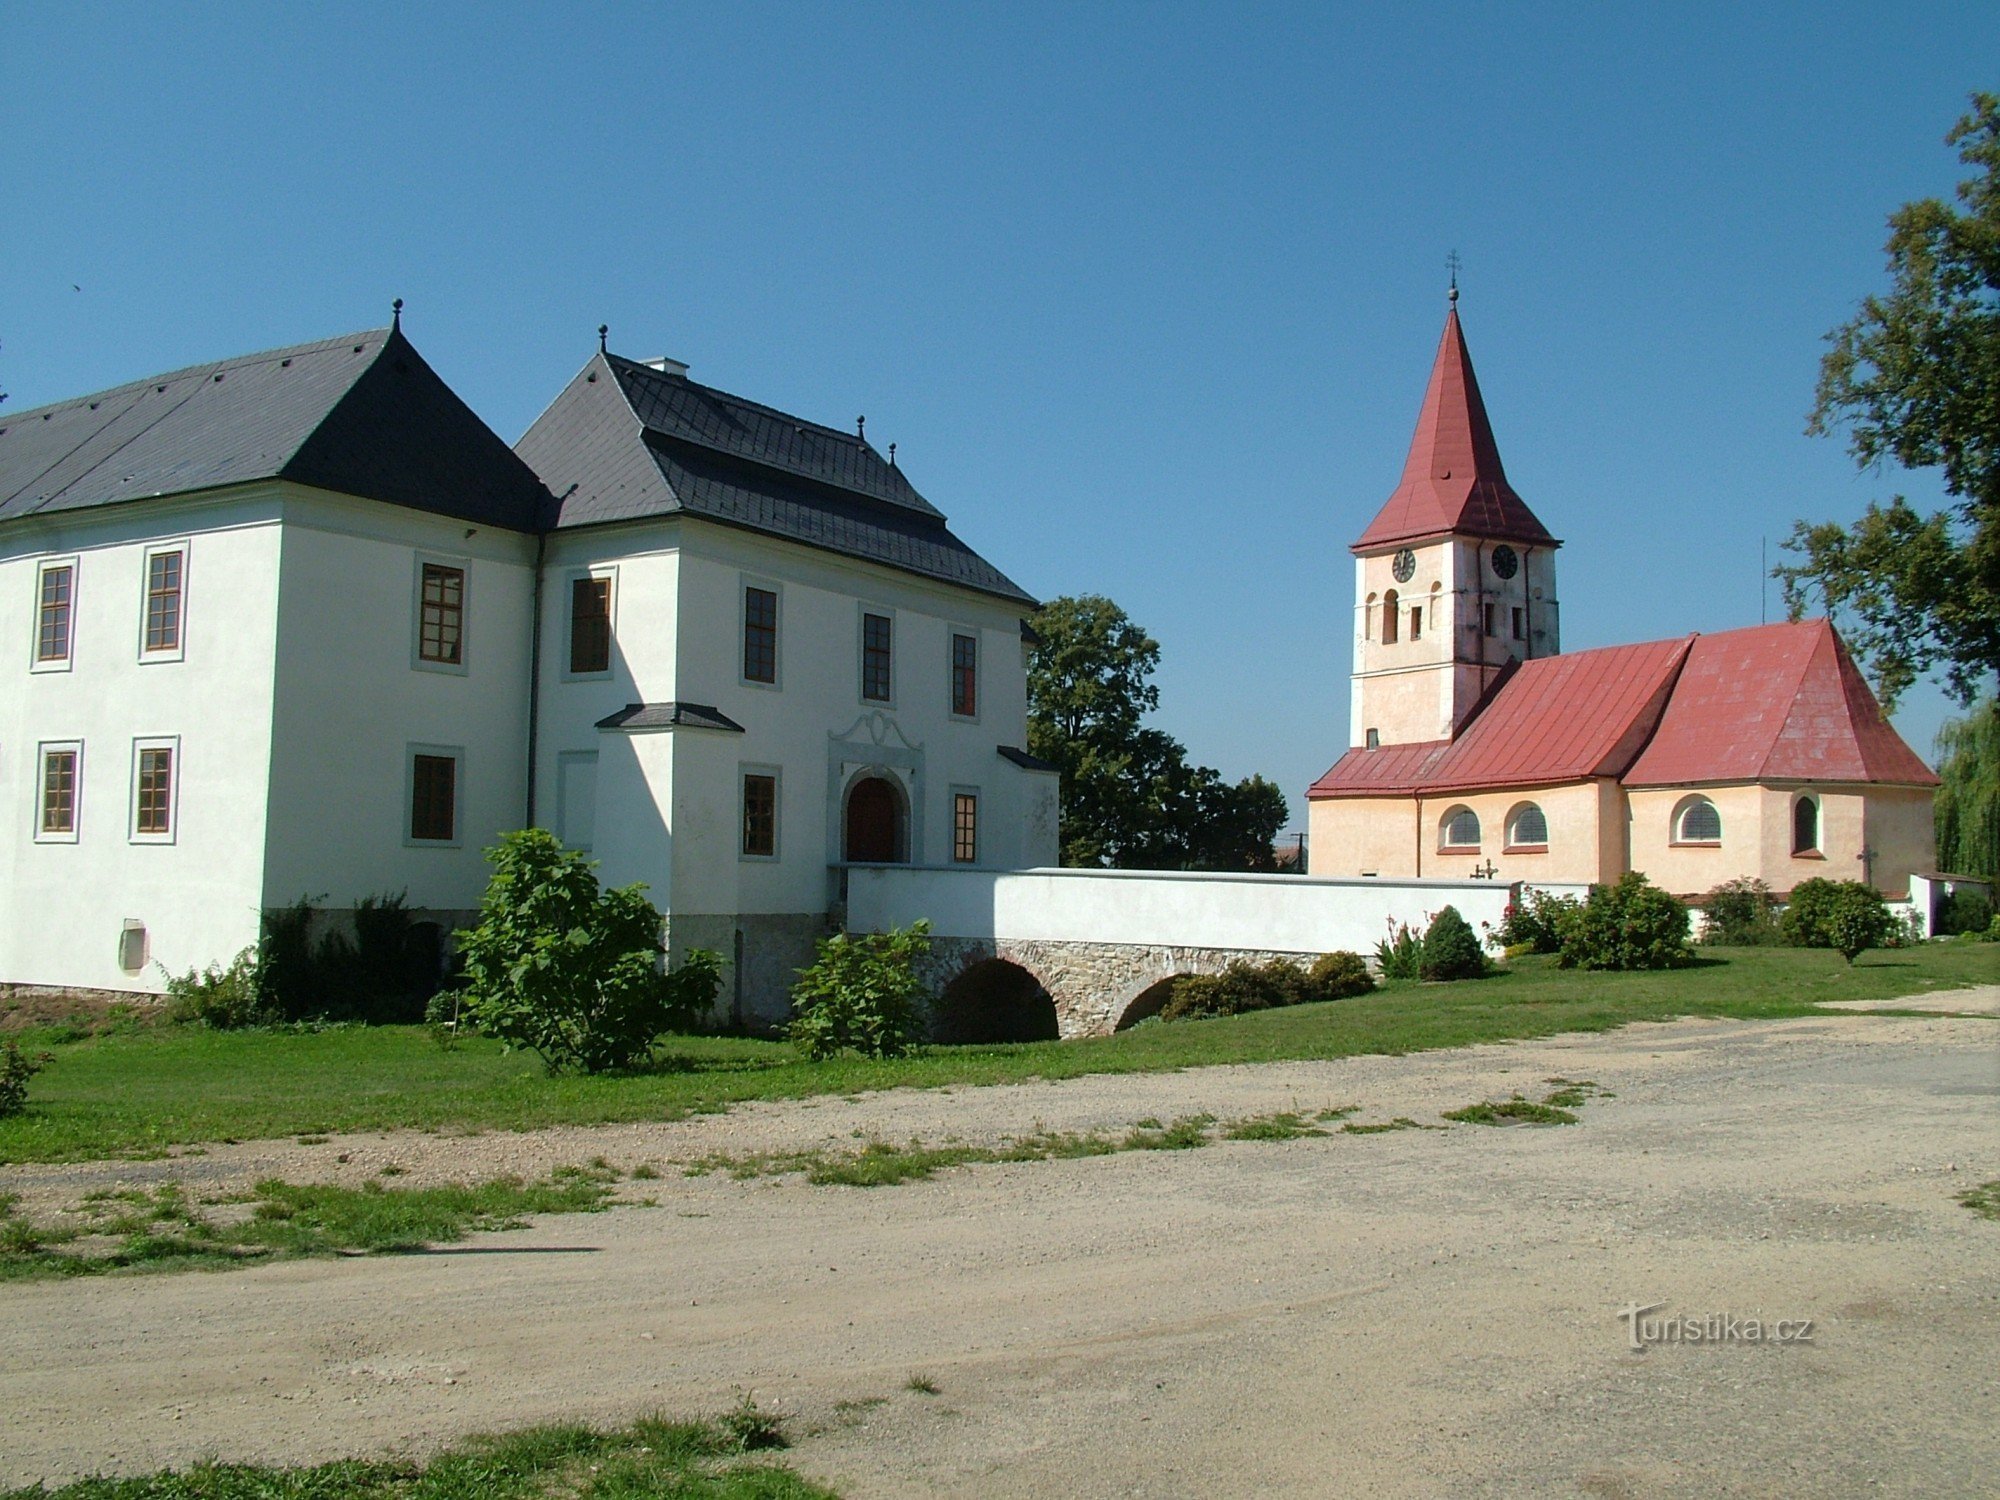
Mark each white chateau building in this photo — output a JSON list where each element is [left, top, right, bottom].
[[0, 317, 1056, 1022]]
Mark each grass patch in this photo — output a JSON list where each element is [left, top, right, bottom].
[[1443, 1078, 1613, 1127], [1340, 1117, 1434, 1134], [1958, 1180, 2000, 1221], [2, 946, 1984, 1165], [0, 1404, 830, 1498], [904, 1374, 941, 1396], [0, 1165, 617, 1280], [1221, 1110, 1330, 1141]]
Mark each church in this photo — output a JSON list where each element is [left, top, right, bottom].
[[1307, 294, 1939, 899]]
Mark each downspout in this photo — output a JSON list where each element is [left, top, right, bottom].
[[523, 483, 577, 827]]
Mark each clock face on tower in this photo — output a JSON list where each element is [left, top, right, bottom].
[[1391, 549, 1416, 583], [1491, 544, 1519, 580]]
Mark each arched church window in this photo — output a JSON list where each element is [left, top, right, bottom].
[[1792, 795, 1820, 854], [1674, 796, 1721, 844], [1382, 589, 1399, 645], [1365, 592, 1378, 642], [1506, 802, 1548, 849], [1440, 806, 1480, 849]]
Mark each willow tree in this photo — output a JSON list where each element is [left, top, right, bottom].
[[1934, 699, 2000, 879]]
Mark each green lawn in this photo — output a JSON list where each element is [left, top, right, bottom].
[[1, 945, 1991, 1165]]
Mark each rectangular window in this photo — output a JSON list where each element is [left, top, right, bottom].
[[742, 772, 777, 857], [861, 612, 893, 702], [410, 753, 458, 842], [39, 745, 79, 838], [134, 743, 175, 838], [35, 562, 74, 666], [569, 575, 612, 675], [1511, 606, 1525, 641], [950, 632, 978, 717], [1481, 601, 1495, 637], [743, 586, 778, 684], [953, 791, 978, 863], [1410, 605, 1423, 640], [418, 563, 465, 665], [143, 549, 185, 655]]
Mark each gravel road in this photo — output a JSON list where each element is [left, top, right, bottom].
[[2, 1000, 1996, 1497]]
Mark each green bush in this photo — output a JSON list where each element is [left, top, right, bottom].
[[1936, 886, 1994, 937], [1782, 877, 1891, 964], [1558, 873, 1693, 971], [455, 829, 719, 1073], [258, 893, 440, 1024], [789, 921, 932, 1060], [0, 1040, 51, 1118], [1495, 888, 1582, 954], [163, 947, 267, 1028], [1307, 950, 1375, 1000], [1700, 877, 1782, 946], [1420, 906, 1488, 981], [1375, 921, 1424, 980]]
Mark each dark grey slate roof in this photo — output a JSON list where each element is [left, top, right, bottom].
[[516, 352, 1034, 606], [0, 327, 547, 531], [998, 745, 1059, 773], [595, 701, 745, 733]]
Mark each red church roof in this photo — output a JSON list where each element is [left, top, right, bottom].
[[1351, 304, 1560, 554], [1308, 620, 1938, 800], [1624, 619, 1938, 787]]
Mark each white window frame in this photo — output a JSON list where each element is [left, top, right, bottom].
[[562, 565, 617, 681], [129, 735, 180, 844], [411, 553, 471, 675], [948, 626, 981, 722], [35, 739, 83, 843], [137, 541, 189, 664], [32, 556, 79, 673], [740, 763, 782, 862], [857, 603, 896, 707], [739, 576, 784, 691], [404, 743, 465, 848]]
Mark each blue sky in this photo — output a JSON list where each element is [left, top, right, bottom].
[[5, 3, 1995, 826]]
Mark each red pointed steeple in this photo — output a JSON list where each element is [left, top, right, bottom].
[[1352, 302, 1558, 553]]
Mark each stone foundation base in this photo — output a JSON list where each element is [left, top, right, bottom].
[[665, 912, 833, 1031]]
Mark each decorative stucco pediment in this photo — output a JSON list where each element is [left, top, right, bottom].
[[830, 711, 920, 754]]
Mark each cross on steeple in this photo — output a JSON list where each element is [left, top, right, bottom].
[[1446, 250, 1461, 304]]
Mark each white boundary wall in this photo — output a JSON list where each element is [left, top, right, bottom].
[[846, 865, 1516, 955]]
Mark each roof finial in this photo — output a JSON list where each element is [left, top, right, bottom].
[[856, 414, 866, 441], [1446, 249, 1461, 305], [598, 324, 609, 354], [888, 442, 897, 467], [391, 297, 403, 330]]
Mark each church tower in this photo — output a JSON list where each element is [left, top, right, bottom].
[[1349, 292, 1562, 748]]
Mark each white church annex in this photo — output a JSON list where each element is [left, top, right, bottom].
[[0, 316, 1057, 1022]]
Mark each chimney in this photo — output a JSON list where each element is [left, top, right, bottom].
[[640, 356, 689, 378]]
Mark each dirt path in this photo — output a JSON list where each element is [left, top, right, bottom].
[[3, 1005, 1997, 1497]]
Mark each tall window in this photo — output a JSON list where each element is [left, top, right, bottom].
[[1511, 606, 1525, 641], [742, 772, 777, 857], [419, 563, 465, 665], [953, 791, 978, 863], [1381, 589, 1400, 645], [39, 746, 79, 836], [861, 612, 893, 701], [1792, 795, 1820, 855], [1410, 605, 1423, 640], [1482, 601, 1496, 637], [144, 549, 184, 655], [410, 754, 457, 842], [36, 562, 74, 664], [135, 745, 174, 836], [569, 575, 612, 674], [951, 632, 978, 717], [1440, 805, 1480, 849], [743, 587, 777, 684]]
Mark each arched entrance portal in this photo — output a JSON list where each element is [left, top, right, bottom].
[[934, 959, 1060, 1044], [843, 775, 905, 863]]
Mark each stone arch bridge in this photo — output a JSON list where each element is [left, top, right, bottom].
[[844, 866, 1517, 1041]]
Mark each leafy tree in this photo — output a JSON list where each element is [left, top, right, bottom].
[[455, 829, 718, 1073], [788, 921, 931, 1060], [1027, 594, 1289, 868], [1779, 94, 2000, 709], [1935, 698, 2000, 879], [1781, 877, 1891, 964]]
